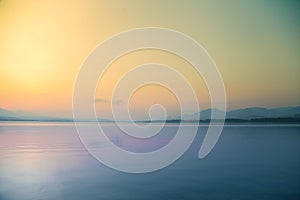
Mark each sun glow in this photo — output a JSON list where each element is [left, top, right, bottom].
[[0, 0, 299, 117]]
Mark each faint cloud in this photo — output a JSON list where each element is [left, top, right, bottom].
[[95, 98, 123, 106]]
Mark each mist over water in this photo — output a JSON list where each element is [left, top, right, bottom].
[[0, 122, 299, 200]]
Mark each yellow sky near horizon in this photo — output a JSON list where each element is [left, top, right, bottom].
[[0, 0, 299, 118]]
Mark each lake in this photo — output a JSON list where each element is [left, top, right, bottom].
[[0, 122, 299, 200]]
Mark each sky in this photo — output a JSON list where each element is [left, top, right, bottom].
[[0, 0, 299, 119]]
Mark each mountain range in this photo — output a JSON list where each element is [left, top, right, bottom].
[[0, 108, 71, 121], [0, 106, 300, 122], [178, 106, 300, 121]]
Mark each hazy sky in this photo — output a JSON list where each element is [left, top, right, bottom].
[[0, 0, 299, 118]]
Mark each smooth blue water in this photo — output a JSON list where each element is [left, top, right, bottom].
[[0, 122, 299, 200]]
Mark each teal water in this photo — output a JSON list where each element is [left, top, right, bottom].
[[0, 122, 299, 200]]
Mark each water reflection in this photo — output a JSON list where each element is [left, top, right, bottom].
[[0, 122, 300, 200]]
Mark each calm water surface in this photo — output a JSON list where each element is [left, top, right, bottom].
[[0, 122, 299, 200]]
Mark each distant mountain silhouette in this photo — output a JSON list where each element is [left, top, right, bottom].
[[227, 106, 300, 119], [180, 108, 225, 120], [178, 106, 300, 120], [0, 108, 36, 118], [1, 106, 300, 122], [0, 108, 71, 121], [0, 108, 111, 122]]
